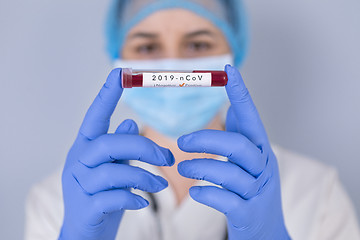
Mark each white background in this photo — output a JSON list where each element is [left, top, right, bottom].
[[0, 0, 359, 239]]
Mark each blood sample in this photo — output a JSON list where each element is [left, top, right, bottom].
[[121, 68, 228, 88]]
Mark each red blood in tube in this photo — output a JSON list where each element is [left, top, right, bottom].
[[121, 69, 228, 88], [131, 73, 143, 87]]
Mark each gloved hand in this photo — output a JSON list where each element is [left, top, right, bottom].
[[177, 65, 290, 239], [59, 69, 174, 240]]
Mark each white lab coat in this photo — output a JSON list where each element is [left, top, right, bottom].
[[25, 145, 360, 240]]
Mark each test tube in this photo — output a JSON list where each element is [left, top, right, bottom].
[[121, 68, 228, 88]]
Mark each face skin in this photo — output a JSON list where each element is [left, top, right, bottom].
[[122, 9, 231, 59], [121, 9, 230, 205]]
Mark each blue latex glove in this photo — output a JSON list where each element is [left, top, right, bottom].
[[177, 65, 290, 239], [59, 69, 174, 240]]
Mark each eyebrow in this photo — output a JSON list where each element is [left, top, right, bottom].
[[128, 32, 158, 39], [184, 30, 215, 38], [128, 29, 215, 40]]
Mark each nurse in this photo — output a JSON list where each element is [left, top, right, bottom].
[[25, 0, 360, 239]]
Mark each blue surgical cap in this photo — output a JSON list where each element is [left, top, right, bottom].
[[105, 0, 248, 67]]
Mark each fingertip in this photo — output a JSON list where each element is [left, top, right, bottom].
[[110, 68, 122, 73], [127, 120, 138, 134], [157, 146, 175, 166], [189, 186, 202, 198], [225, 66, 243, 89], [135, 196, 149, 208], [154, 175, 168, 188], [177, 160, 188, 176], [125, 119, 139, 134], [115, 119, 139, 135], [224, 64, 233, 73], [109, 68, 122, 77], [177, 136, 184, 149], [169, 157, 175, 166], [106, 68, 122, 88], [115, 119, 131, 133], [177, 134, 192, 150], [79, 68, 123, 139], [225, 64, 237, 76], [225, 67, 250, 106]]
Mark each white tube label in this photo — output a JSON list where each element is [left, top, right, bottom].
[[143, 72, 212, 87]]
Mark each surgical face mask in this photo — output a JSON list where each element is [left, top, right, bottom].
[[114, 54, 233, 138]]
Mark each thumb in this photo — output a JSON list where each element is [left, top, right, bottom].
[[79, 68, 123, 140], [225, 65, 268, 147], [115, 119, 139, 135]]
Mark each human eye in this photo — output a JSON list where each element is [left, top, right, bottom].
[[135, 43, 161, 56], [186, 41, 212, 52]]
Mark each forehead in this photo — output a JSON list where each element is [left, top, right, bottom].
[[127, 9, 221, 35]]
